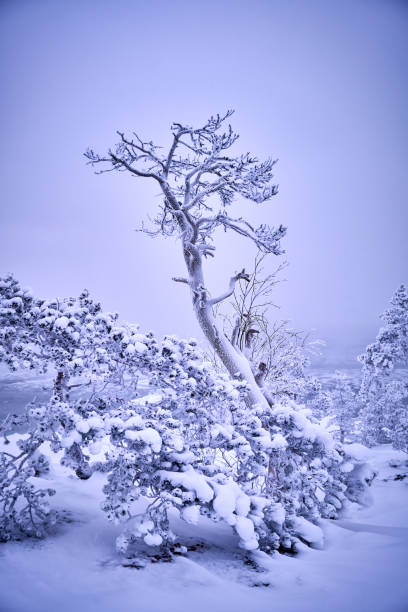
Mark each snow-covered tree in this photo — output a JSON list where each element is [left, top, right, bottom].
[[358, 285, 408, 449], [306, 372, 359, 444], [0, 408, 57, 540], [326, 372, 358, 443], [82, 113, 376, 554], [381, 284, 408, 360], [85, 111, 285, 410], [0, 113, 377, 553]]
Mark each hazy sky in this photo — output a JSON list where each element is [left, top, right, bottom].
[[0, 0, 407, 359]]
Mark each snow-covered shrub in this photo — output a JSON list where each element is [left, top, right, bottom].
[[0, 410, 56, 541], [0, 279, 251, 546], [0, 275, 38, 371], [0, 278, 373, 556], [101, 395, 260, 555], [228, 400, 370, 553], [0, 276, 123, 537], [0, 275, 121, 381], [102, 394, 344, 555], [306, 385, 334, 421], [99, 346, 265, 554]]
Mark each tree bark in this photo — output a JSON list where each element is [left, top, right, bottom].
[[54, 369, 91, 480], [183, 245, 270, 410]]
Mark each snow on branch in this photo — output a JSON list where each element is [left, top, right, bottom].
[[172, 277, 189, 285], [208, 270, 250, 307], [199, 213, 287, 255], [84, 111, 282, 251]]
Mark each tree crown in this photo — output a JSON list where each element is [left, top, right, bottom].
[[85, 111, 286, 260]]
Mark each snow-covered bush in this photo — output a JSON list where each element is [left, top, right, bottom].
[[0, 275, 130, 538], [101, 393, 366, 556], [0, 278, 373, 557], [0, 413, 56, 541], [0, 275, 121, 379], [0, 391, 106, 540], [229, 399, 372, 553], [102, 393, 263, 555], [0, 274, 38, 371]]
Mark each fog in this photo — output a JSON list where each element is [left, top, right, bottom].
[[1, 0, 407, 363]]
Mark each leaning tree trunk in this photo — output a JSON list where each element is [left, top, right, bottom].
[[54, 369, 91, 480], [55, 369, 69, 402], [184, 246, 270, 410]]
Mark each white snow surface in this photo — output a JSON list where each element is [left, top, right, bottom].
[[124, 427, 162, 452], [0, 442, 407, 612], [54, 316, 70, 330], [291, 516, 324, 549]]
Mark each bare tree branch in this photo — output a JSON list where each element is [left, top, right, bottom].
[[172, 277, 189, 285], [208, 269, 250, 307]]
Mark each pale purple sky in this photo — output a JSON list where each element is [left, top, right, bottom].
[[1, 0, 407, 359]]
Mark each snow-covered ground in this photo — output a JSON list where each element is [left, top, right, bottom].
[[0, 439, 407, 612]]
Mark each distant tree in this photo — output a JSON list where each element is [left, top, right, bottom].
[[309, 372, 358, 444], [330, 372, 359, 443], [85, 111, 286, 410], [358, 285, 408, 450], [307, 385, 334, 422]]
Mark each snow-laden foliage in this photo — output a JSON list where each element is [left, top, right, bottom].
[[306, 373, 360, 444], [0, 275, 37, 371], [101, 388, 372, 556], [0, 274, 118, 377], [358, 285, 408, 450], [328, 372, 359, 443], [0, 415, 57, 541], [0, 276, 373, 555], [229, 399, 373, 553]]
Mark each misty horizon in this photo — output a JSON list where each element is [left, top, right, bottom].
[[1, 0, 406, 361]]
